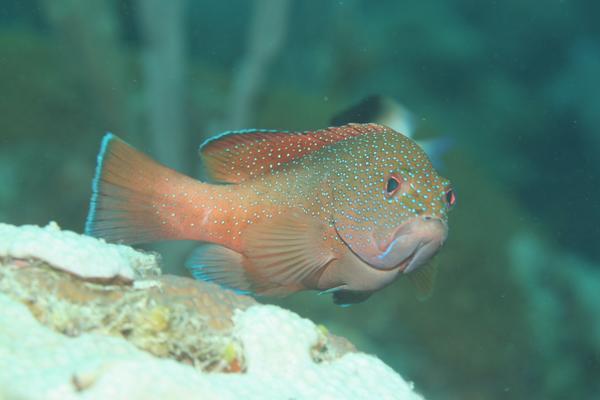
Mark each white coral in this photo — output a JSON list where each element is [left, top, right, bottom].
[[0, 222, 158, 281], [0, 222, 423, 399], [0, 294, 422, 400]]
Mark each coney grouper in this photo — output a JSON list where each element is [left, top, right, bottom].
[[85, 123, 455, 305]]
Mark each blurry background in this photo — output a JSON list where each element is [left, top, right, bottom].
[[0, 0, 599, 399]]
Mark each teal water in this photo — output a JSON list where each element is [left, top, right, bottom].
[[1, 1, 598, 399]]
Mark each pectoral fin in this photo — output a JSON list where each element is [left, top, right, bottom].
[[187, 211, 336, 297], [408, 261, 438, 301], [243, 211, 336, 295]]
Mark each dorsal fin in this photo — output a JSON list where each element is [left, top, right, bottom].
[[199, 123, 386, 183]]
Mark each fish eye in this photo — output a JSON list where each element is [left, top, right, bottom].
[[445, 187, 456, 209], [386, 176, 401, 196]]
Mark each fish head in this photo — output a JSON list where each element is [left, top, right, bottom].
[[330, 127, 454, 274]]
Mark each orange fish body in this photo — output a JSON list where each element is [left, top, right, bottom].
[[86, 123, 454, 305]]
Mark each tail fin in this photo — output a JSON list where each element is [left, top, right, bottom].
[[85, 133, 204, 244]]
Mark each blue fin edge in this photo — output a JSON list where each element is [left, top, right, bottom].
[[186, 263, 253, 296], [85, 132, 115, 236], [198, 128, 290, 153]]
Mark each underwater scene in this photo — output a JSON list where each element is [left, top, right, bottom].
[[0, 1, 599, 399]]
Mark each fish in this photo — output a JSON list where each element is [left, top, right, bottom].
[[85, 123, 455, 305], [331, 95, 416, 137], [331, 95, 453, 170]]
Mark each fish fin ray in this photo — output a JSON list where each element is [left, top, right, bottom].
[[408, 261, 438, 301], [243, 211, 336, 295], [318, 285, 348, 295], [185, 244, 252, 295], [85, 133, 203, 244], [199, 123, 388, 183]]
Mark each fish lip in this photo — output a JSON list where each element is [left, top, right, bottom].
[[401, 241, 427, 273], [393, 242, 422, 273], [334, 217, 446, 272]]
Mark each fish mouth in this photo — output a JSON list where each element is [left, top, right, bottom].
[[334, 216, 447, 272], [386, 240, 437, 273], [337, 232, 421, 273]]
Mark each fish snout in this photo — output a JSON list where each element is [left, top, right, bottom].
[[376, 216, 447, 272]]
